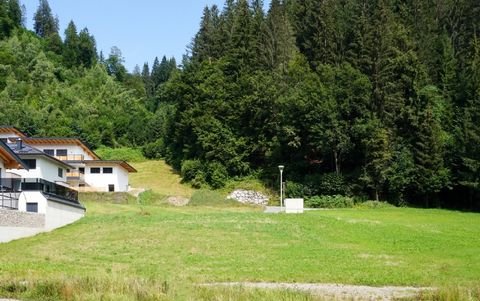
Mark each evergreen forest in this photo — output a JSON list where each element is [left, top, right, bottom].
[[1, 0, 480, 209]]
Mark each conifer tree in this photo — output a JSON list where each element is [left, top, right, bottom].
[[261, 0, 296, 70], [78, 28, 97, 68], [63, 20, 79, 67], [33, 0, 58, 38]]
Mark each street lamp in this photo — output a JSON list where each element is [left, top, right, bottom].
[[278, 165, 284, 209]]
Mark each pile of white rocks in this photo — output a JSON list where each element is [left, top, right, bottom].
[[227, 189, 269, 205]]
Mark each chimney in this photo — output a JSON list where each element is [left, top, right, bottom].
[[16, 138, 22, 150]]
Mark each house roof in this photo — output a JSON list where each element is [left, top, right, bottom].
[[23, 137, 100, 160], [0, 126, 27, 138], [7, 142, 74, 169], [0, 140, 28, 170], [83, 160, 137, 173]]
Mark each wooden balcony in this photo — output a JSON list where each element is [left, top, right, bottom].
[[55, 154, 84, 161], [66, 171, 85, 181]]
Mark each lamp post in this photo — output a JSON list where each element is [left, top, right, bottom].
[[278, 165, 284, 210]]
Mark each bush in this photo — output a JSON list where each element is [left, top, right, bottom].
[[206, 162, 229, 189], [181, 159, 203, 182], [305, 173, 349, 196], [305, 195, 354, 208], [142, 139, 165, 159], [95, 147, 145, 162], [191, 171, 207, 189], [355, 200, 395, 209], [285, 181, 311, 198]]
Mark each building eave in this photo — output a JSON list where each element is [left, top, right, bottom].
[[23, 137, 100, 160], [0, 140, 29, 170], [83, 160, 137, 173]]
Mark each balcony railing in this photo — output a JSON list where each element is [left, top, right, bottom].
[[55, 154, 84, 161], [0, 178, 21, 209], [0, 178, 79, 204], [66, 171, 85, 181], [21, 178, 79, 203]]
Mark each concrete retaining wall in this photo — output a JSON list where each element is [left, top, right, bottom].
[[0, 209, 45, 228]]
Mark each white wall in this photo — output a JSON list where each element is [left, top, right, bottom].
[[37, 144, 96, 160], [45, 200, 84, 230], [18, 191, 47, 213], [0, 159, 5, 178], [84, 164, 130, 192], [8, 156, 68, 183], [17, 191, 85, 231]]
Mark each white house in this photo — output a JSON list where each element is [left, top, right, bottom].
[[0, 126, 137, 192], [0, 139, 85, 243], [83, 160, 136, 192]]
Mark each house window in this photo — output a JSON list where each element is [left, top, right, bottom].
[[108, 184, 115, 192], [44, 149, 55, 156], [103, 167, 113, 174], [79, 167, 85, 174], [23, 159, 36, 169], [56, 149, 68, 156], [26, 202, 38, 213], [58, 168, 63, 178], [90, 167, 101, 174]]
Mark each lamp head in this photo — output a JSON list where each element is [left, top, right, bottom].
[[278, 165, 284, 172]]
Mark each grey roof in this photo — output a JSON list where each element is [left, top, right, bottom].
[[6, 142, 74, 169]]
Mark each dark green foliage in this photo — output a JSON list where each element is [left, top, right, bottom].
[[181, 159, 203, 183], [142, 139, 165, 159], [305, 195, 354, 209], [206, 161, 229, 189], [161, 0, 480, 209], [33, 0, 58, 38], [2, 0, 480, 209]]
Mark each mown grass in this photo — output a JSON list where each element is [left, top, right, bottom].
[[1, 194, 479, 300]]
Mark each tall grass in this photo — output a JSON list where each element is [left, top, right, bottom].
[[410, 286, 480, 301], [0, 277, 324, 301]]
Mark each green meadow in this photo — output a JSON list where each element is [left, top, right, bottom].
[[0, 161, 479, 300]]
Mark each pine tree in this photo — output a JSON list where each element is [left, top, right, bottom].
[[292, 0, 338, 67], [7, 0, 22, 28], [63, 20, 79, 67], [260, 0, 297, 70], [412, 87, 450, 207], [362, 122, 392, 202], [78, 28, 97, 68], [141, 62, 154, 99], [33, 0, 58, 38]]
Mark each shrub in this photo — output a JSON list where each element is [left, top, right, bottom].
[[206, 162, 229, 189], [181, 159, 203, 182], [142, 138, 165, 159], [191, 171, 207, 189], [285, 181, 311, 198], [305, 173, 349, 196], [95, 147, 145, 162], [356, 200, 395, 209], [305, 195, 354, 208]]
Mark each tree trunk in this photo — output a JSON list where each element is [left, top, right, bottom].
[[334, 151, 340, 175], [375, 188, 379, 202]]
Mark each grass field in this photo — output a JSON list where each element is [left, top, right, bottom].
[[129, 160, 194, 197], [1, 197, 480, 300], [1, 160, 480, 300]]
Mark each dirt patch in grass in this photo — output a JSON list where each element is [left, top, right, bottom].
[[167, 196, 190, 206], [204, 282, 434, 301]]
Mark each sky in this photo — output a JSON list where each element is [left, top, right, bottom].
[[21, 0, 270, 72]]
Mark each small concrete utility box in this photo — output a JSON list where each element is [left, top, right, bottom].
[[285, 198, 304, 214]]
